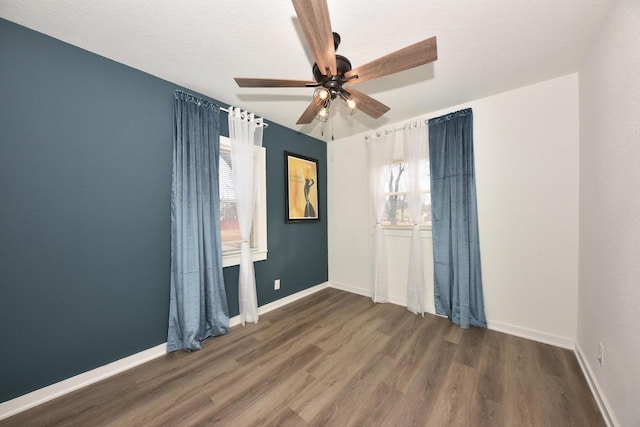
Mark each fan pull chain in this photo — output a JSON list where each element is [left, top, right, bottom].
[[331, 116, 334, 141]]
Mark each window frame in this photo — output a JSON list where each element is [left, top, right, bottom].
[[219, 136, 268, 267], [380, 159, 432, 231]]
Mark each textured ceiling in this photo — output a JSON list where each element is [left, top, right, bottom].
[[0, 0, 614, 141]]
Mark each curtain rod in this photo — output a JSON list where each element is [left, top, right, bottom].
[[371, 108, 473, 135], [392, 119, 430, 132], [174, 90, 269, 128], [366, 119, 429, 139], [220, 107, 269, 128]]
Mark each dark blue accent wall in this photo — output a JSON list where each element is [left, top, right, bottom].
[[0, 18, 327, 403]]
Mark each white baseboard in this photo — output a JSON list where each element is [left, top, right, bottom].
[[328, 281, 369, 298], [328, 281, 409, 307], [388, 295, 408, 307], [229, 281, 330, 327], [0, 281, 330, 421], [486, 319, 575, 350], [574, 342, 618, 427], [0, 343, 167, 421]]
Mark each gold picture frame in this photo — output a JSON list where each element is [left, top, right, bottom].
[[285, 151, 320, 222]]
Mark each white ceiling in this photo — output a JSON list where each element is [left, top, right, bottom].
[[0, 0, 613, 141]]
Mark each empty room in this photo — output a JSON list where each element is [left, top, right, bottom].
[[1, 1, 638, 426]]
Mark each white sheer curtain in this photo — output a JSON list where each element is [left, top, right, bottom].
[[228, 107, 264, 325], [366, 129, 395, 303], [404, 122, 429, 315]]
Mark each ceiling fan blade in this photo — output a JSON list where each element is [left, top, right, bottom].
[[292, 0, 337, 76], [235, 77, 316, 87], [296, 100, 322, 124], [344, 87, 390, 119], [345, 37, 437, 85]]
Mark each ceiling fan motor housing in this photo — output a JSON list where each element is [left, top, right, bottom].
[[312, 54, 352, 99]]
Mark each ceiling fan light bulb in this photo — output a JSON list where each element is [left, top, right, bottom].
[[345, 98, 358, 115], [313, 87, 331, 106], [316, 106, 330, 122]]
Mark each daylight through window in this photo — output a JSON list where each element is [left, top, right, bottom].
[[218, 136, 267, 266], [381, 159, 432, 228]]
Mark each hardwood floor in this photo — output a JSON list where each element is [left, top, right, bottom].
[[1, 288, 605, 426]]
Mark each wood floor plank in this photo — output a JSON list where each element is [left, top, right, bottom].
[[443, 323, 463, 344], [202, 345, 322, 425], [258, 288, 347, 327], [426, 361, 479, 427], [475, 329, 505, 403], [236, 291, 369, 366], [4, 371, 140, 426], [226, 372, 315, 427], [557, 348, 606, 426], [345, 381, 405, 427], [382, 313, 442, 394], [308, 300, 384, 353], [503, 333, 546, 426], [262, 407, 309, 427], [0, 289, 606, 427], [468, 393, 505, 427], [535, 349, 606, 427], [308, 352, 396, 426], [137, 394, 215, 427], [535, 341, 567, 377], [454, 325, 486, 369], [385, 314, 450, 391], [376, 303, 413, 336], [289, 322, 390, 421], [389, 339, 458, 425], [378, 311, 428, 358], [102, 357, 240, 426]]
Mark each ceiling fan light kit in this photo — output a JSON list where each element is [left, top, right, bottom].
[[316, 102, 331, 122], [340, 91, 358, 115], [234, 0, 438, 125], [313, 87, 331, 106]]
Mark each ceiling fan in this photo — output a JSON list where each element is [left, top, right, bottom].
[[234, 0, 438, 125]]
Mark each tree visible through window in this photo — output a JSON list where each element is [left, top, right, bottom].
[[382, 160, 431, 227]]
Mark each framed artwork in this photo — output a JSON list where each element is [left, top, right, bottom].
[[285, 151, 320, 222]]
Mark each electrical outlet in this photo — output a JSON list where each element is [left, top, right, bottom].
[[598, 342, 604, 365], [274, 279, 280, 290]]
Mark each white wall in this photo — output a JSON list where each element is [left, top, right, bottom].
[[328, 74, 580, 347], [578, 0, 640, 425]]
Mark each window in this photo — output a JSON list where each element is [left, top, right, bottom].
[[381, 159, 432, 228], [218, 136, 267, 267]]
